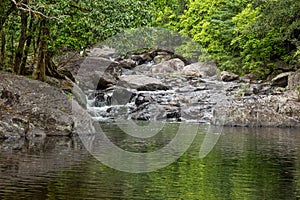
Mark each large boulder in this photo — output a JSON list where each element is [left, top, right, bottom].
[[219, 71, 239, 82], [150, 58, 185, 74], [118, 75, 169, 91], [0, 72, 94, 138], [111, 87, 134, 105], [77, 57, 118, 91], [181, 61, 217, 77], [212, 91, 300, 127], [88, 46, 116, 58]]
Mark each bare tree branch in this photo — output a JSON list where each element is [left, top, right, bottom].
[[11, 0, 66, 20]]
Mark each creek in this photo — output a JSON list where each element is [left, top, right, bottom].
[[0, 124, 299, 199]]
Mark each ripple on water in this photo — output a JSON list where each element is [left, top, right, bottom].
[[0, 126, 300, 199]]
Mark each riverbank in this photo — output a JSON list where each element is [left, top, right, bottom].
[[0, 72, 94, 138]]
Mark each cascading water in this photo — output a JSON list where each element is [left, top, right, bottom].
[[85, 77, 231, 124]]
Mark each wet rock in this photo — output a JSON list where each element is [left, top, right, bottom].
[[0, 116, 27, 138], [150, 58, 185, 74], [118, 75, 169, 91], [182, 62, 217, 77], [89, 46, 116, 58], [153, 54, 172, 64], [94, 92, 106, 107], [104, 61, 123, 79], [240, 73, 259, 83], [0, 72, 94, 138], [96, 76, 115, 90], [130, 103, 175, 121], [175, 85, 197, 93], [252, 84, 273, 95], [212, 91, 300, 127], [111, 87, 134, 105], [135, 93, 152, 107], [119, 59, 136, 69], [130, 52, 154, 65], [72, 83, 87, 108], [288, 70, 300, 89], [220, 71, 239, 82], [77, 57, 115, 91], [165, 107, 181, 121], [134, 64, 152, 74], [271, 72, 293, 87], [137, 84, 169, 91]]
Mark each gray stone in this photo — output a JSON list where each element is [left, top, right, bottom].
[[111, 87, 134, 105], [119, 59, 136, 69], [240, 73, 259, 83], [271, 72, 293, 87], [182, 62, 217, 77], [288, 70, 300, 89], [153, 54, 172, 64], [118, 75, 169, 91], [0, 72, 94, 138], [89, 46, 116, 58], [72, 83, 87, 108], [212, 91, 300, 127], [220, 71, 239, 82], [76, 57, 120, 91], [150, 58, 185, 74]]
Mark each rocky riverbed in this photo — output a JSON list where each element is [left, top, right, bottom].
[[77, 46, 300, 128], [0, 46, 299, 138]]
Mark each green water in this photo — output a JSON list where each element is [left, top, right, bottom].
[[0, 123, 299, 200]]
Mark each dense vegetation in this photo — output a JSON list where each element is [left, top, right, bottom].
[[0, 0, 299, 80], [0, 0, 153, 80], [153, 0, 300, 76]]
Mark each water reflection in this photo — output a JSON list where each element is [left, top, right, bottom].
[[0, 125, 299, 199]]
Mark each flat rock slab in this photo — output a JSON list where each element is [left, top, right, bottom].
[[212, 91, 300, 127], [88, 46, 116, 58], [182, 62, 217, 77], [118, 75, 169, 91]]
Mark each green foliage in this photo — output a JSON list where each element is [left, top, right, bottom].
[[28, 0, 154, 51], [151, 0, 188, 28], [158, 0, 300, 76], [177, 0, 250, 73], [1, 0, 299, 78], [104, 27, 203, 61], [0, 0, 155, 75]]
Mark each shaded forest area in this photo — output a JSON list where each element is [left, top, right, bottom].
[[0, 0, 299, 81]]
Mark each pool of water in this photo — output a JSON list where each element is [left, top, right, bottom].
[[0, 123, 300, 199]]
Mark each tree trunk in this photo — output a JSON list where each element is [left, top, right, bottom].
[[0, 29, 5, 70], [33, 19, 48, 81], [39, 50, 46, 81], [32, 21, 41, 79], [10, 30, 14, 68], [20, 14, 35, 75], [0, 1, 14, 32], [14, 9, 28, 74]]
